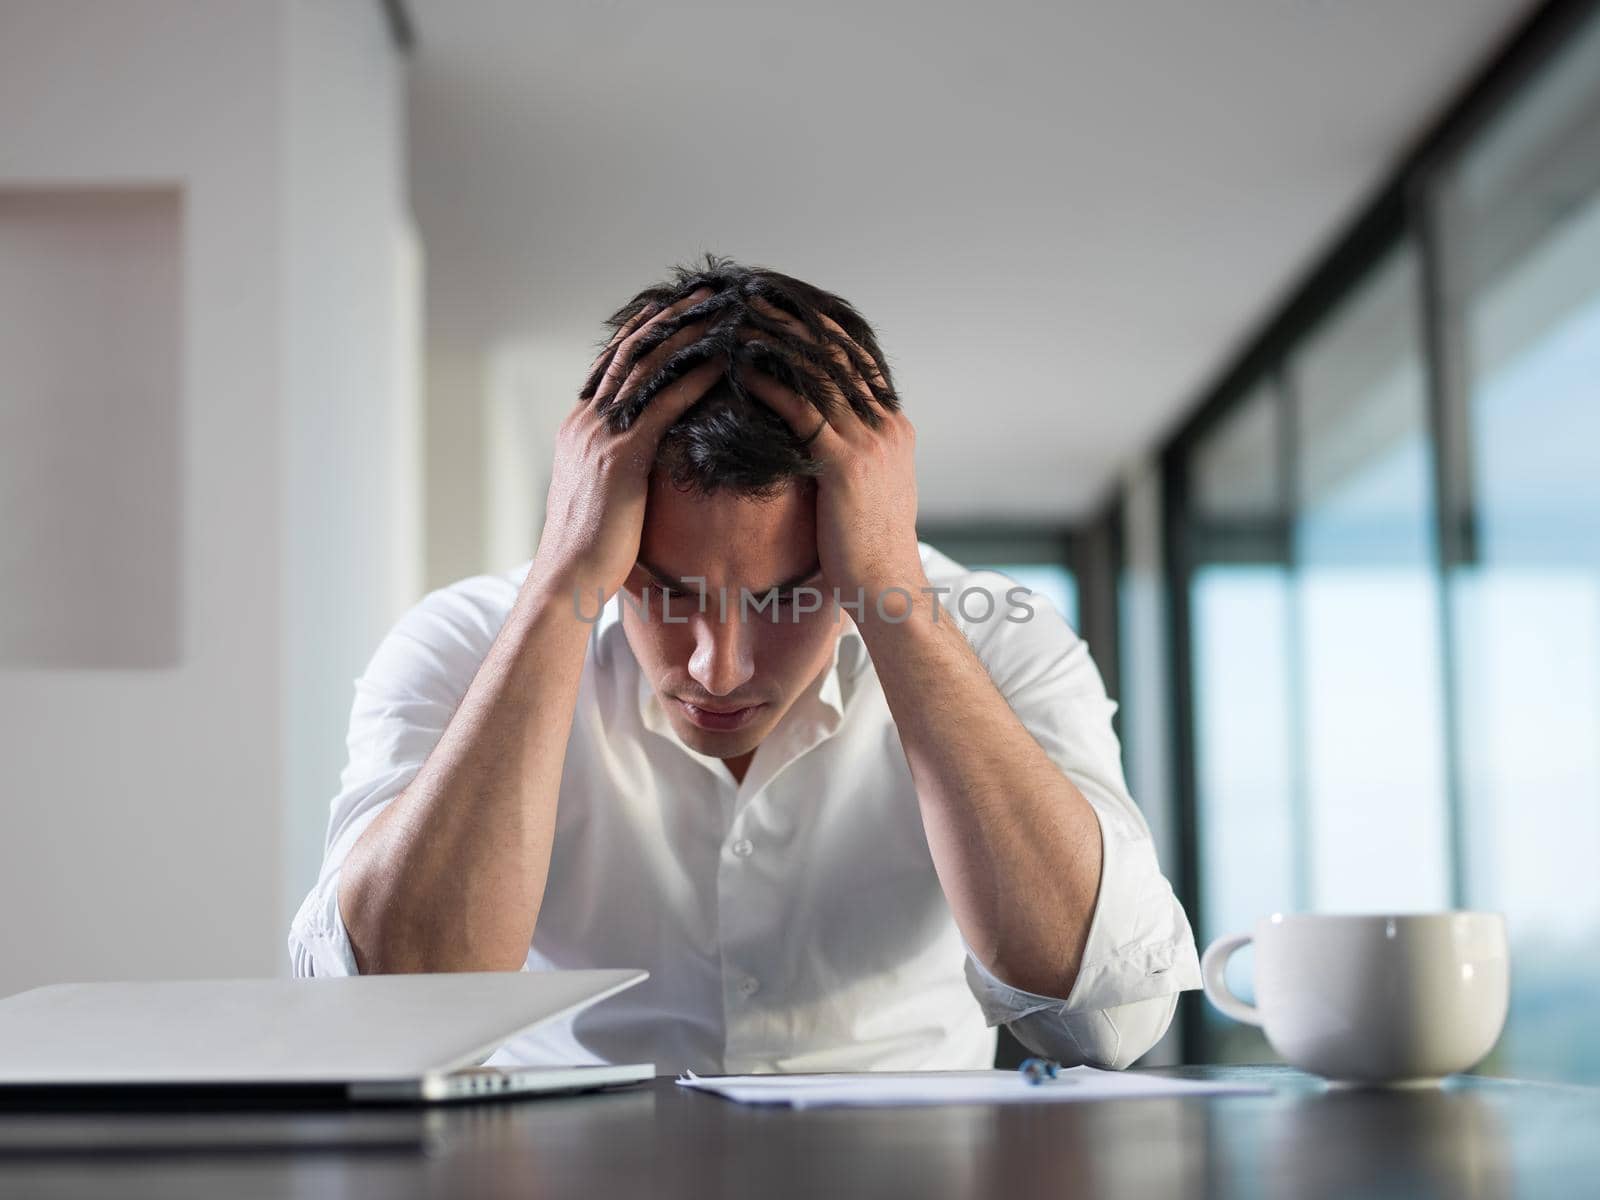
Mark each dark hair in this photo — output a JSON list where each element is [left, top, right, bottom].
[[578, 252, 901, 498]]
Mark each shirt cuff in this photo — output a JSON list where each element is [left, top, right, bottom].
[[287, 873, 362, 978]]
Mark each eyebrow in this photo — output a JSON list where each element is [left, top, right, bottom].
[[636, 557, 824, 595]]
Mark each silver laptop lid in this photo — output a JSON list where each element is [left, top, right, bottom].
[[0, 969, 647, 1085]]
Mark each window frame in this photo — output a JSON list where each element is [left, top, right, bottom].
[[1155, 0, 1600, 1059]]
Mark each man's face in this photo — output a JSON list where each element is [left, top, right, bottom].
[[619, 473, 847, 765]]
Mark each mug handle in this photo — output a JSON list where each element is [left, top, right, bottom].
[[1201, 933, 1262, 1026]]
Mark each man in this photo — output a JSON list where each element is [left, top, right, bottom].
[[289, 254, 1201, 1073]]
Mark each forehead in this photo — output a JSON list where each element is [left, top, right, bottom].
[[639, 474, 817, 585]]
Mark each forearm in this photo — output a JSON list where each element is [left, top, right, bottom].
[[338, 572, 592, 973], [857, 588, 1103, 997]]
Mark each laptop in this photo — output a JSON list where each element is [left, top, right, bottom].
[[0, 969, 652, 1106]]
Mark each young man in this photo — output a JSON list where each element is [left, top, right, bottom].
[[288, 255, 1200, 1073]]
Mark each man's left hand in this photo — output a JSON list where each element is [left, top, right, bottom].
[[734, 298, 929, 612]]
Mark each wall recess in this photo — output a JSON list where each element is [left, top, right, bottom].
[[0, 187, 183, 668]]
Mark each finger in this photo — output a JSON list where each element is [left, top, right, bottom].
[[744, 298, 882, 416], [598, 290, 706, 397], [579, 300, 664, 403], [597, 301, 657, 363], [811, 310, 891, 396], [736, 362, 842, 459], [793, 307, 889, 411], [592, 286, 714, 408], [734, 327, 858, 440], [624, 358, 725, 445], [745, 295, 815, 344], [603, 314, 716, 419]]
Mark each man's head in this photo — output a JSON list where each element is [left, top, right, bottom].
[[585, 253, 901, 768]]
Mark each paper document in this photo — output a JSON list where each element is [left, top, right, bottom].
[[675, 1067, 1271, 1109]]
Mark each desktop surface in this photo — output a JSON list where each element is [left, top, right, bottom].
[[0, 1065, 1593, 1198]]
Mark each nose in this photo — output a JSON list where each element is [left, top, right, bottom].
[[686, 607, 756, 700]]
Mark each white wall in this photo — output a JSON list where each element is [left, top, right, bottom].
[[423, 349, 488, 588], [280, 0, 421, 937], [0, 0, 416, 996]]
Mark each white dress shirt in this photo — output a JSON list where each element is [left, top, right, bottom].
[[288, 541, 1201, 1073]]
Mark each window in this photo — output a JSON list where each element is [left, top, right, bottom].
[[918, 531, 1078, 630], [1183, 384, 1295, 1064], [1432, 4, 1600, 1083], [1288, 246, 1452, 916], [1164, 2, 1600, 1082], [1184, 244, 1454, 1063]]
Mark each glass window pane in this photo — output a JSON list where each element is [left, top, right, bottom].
[[1192, 562, 1296, 1064], [1438, 3, 1600, 1084], [1288, 245, 1452, 915], [1185, 383, 1293, 1064], [920, 533, 1077, 628], [1118, 464, 1177, 872]]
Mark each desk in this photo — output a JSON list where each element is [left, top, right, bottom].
[[0, 1066, 1594, 1198]]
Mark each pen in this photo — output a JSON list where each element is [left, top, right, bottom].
[[1018, 1057, 1062, 1085]]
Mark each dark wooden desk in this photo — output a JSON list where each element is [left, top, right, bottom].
[[0, 1066, 1594, 1198]]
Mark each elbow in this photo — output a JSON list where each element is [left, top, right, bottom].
[[340, 882, 529, 975], [335, 870, 381, 975], [1008, 992, 1179, 1071], [1087, 992, 1179, 1069], [1107, 992, 1182, 1069]]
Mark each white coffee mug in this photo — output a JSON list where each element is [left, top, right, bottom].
[[1201, 911, 1509, 1086]]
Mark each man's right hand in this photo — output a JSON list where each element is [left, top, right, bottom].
[[530, 286, 725, 605], [340, 289, 725, 974]]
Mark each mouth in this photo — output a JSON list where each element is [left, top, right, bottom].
[[675, 698, 766, 732]]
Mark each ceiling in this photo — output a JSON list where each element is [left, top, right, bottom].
[[405, 0, 1542, 522]]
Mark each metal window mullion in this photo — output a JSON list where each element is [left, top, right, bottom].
[[1276, 364, 1313, 915], [1413, 161, 1478, 914], [1160, 443, 1206, 1062]]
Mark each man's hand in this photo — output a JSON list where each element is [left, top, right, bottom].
[[735, 298, 928, 611], [532, 286, 724, 602]]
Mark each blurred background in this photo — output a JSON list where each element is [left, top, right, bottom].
[[1, 0, 1596, 1081]]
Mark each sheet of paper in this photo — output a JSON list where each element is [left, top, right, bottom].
[[675, 1067, 1272, 1109]]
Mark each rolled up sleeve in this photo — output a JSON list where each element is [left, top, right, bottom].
[[955, 570, 1202, 1068], [288, 858, 361, 979], [287, 582, 507, 977], [960, 792, 1198, 1068]]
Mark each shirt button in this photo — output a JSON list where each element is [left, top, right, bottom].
[[738, 975, 760, 997], [732, 838, 754, 858]]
